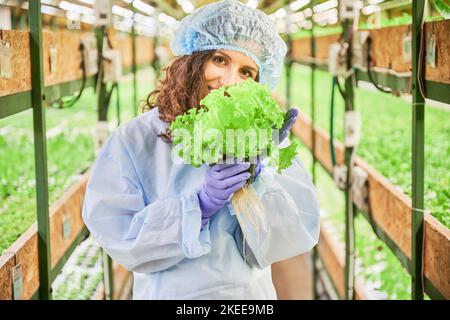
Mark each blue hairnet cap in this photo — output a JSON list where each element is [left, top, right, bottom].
[[170, 0, 287, 90]]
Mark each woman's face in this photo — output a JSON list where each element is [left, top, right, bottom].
[[200, 49, 259, 99]]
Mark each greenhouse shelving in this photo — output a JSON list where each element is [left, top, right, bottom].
[[0, 61, 153, 120], [1, 78, 96, 119], [0, 0, 157, 300], [283, 2, 449, 300], [289, 113, 448, 300], [289, 59, 450, 105], [1, 0, 449, 301], [0, 72, 152, 300]]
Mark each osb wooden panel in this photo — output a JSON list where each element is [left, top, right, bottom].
[[0, 172, 90, 300], [16, 227, 42, 300], [291, 37, 310, 61], [291, 34, 340, 63], [291, 20, 449, 84], [49, 174, 89, 266], [369, 25, 411, 73], [110, 32, 133, 69], [318, 222, 369, 300], [423, 214, 450, 299], [0, 253, 15, 299], [293, 27, 413, 72], [136, 36, 154, 65], [0, 30, 31, 97], [0, 30, 96, 97], [292, 114, 345, 174], [0, 226, 40, 300], [424, 20, 450, 84], [317, 223, 345, 298], [370, 20, 450, 82], [316, 34, 341, 61], [356, 160, 412, 258], [43, 30, 87, 87], [0, 29, 151, 97], [293, 112, 450, 298], [292, 115, 312, 148], [112, 34, 155, 68]]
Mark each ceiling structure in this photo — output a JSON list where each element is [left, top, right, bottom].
[[152, 0, 292, 18], [0, 1, 411, 18], [0, 0, 414, 36]]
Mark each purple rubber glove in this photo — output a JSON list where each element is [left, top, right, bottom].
[[251, 155, 263, 182], [198, 162, 252, 228], [273, 108, 299, 144]]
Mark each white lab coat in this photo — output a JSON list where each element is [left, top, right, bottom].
[[82, 107, 320, 299]]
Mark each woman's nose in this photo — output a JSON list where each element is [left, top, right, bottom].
[[220, 70, 244, 87]]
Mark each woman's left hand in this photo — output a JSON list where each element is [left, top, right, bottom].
[[279, 108, 299, 142], [272, 108, 299, 145]]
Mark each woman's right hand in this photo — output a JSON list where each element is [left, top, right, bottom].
[[198, 161, 251, 227]]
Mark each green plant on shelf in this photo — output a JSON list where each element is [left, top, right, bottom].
[[282, 57, 449, 299], [432, 0, 450, 19], [0, 71, 154, 252], [278, 64, 449, 229]]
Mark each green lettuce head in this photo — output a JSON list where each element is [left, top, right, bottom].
[[170, 78, 299, 173]]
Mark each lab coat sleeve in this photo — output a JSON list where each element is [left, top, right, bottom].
[[82, 133, 211, 274], [230, 156, 320, 269]]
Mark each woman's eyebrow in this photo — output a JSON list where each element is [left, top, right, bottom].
[[216, 52, 258, 73], [216, 51, 232, 60]]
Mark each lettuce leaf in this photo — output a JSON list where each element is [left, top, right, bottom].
[[170, 78, 298, 172]]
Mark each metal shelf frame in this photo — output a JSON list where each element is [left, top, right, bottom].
[[285, 3, 449, 300], [0, 1, 158, 300]]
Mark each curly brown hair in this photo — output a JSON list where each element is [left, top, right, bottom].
[[142, 50, 216, 140]]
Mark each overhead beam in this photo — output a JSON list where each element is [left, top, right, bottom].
[[151, 0, 185, 20], [260, 0, 289, 14]]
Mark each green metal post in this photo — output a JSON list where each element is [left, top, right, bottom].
[[152, 21, 161, 82], [342, 19, 356, 301], [151, 36, 156, 77], [285, 33, 292, 108], [284, 8, 293, 109], [411, 0, 425, 300], [310, 0, 319, 299], [102, 249, 114, 300], [116, 83, 121, 126], [95, 24, 115, 299], [50, 16, 57, 31], [310, 3, 317, 185], [131, 25, 138, 117], [29, 0, 52, 300], [95, 26, 108, 121], [11, 11, 18, 30], [20, 12, 27, 30]]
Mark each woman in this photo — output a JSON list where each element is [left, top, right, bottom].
[[82, 0, 319, 300]]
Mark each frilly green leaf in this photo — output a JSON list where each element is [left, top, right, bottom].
[[169, 78, 297, 172]]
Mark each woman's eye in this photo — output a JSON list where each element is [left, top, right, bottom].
[[243, 70, 252, 78], [214, 56, 226, 64]]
